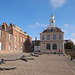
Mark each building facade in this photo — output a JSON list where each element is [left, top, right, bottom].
[[0, 22, 31, 53], [40, 13, 64, 54]]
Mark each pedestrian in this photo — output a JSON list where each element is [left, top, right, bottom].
[[59, 48, 61, 56]]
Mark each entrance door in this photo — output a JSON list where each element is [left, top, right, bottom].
[[0, 42, 1, 51]]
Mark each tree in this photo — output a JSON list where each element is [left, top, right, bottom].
[[65, 42, 75, 49]]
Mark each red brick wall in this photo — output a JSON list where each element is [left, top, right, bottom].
[[0, 30, 6, 51], [5, 32, 13, 51], [12, 28, 20, 52], [0, 23, 32, 53], [12, 28, 32, 52], [0, 30, 13, 51]]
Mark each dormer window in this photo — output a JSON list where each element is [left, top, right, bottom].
[[47, 29, 50, 32], [53, 28, 56, 31]]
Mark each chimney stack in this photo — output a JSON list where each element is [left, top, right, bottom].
[[2, 22, 7, 31], [10, 23, 13, 27]]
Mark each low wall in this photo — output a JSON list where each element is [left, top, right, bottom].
[[0, 51, 22, 54], [65, 49, 75, 55]]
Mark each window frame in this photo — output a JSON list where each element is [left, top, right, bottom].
[[47, 29, 50, 32], [59, 34, 61, 39], [46, 44, 51, 50], [53, 35, 56, 39], [47, 35, 50, 40], [42, 35, 44, 40], [21, 37, 22, 42], [23, 38, 25, 42], [52, 44, 57, 50], [53, 28, 56, 31]]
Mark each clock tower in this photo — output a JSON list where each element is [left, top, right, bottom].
[[40, 13, 65, 54], [48, 13, 56, 28]]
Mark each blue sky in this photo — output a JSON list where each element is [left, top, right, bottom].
[[0, 0, 75, 44]]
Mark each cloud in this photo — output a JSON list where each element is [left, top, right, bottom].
[[71, 39, 75, 45], [71, 33, 75, 36], [64, 24, 69, 27], [28, 22, 48, 28], [50, 0, 66, 9]]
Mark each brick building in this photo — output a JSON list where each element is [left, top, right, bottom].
[[0, 22, 31, 53]]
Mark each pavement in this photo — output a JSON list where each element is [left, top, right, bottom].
[[0, 52, 75, 75]]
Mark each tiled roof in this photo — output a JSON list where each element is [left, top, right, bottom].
[[42, 27, 62, 33]]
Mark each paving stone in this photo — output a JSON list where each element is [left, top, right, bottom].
[[0, 53, 75, 75]]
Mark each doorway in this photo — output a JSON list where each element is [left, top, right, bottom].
[[0, 42, 1, 51]]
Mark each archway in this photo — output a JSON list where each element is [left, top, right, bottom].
[[52, 44, 57, 50], [46, 44, 51, 50]]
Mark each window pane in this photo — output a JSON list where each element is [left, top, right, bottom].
[[23, 38, 25, 42], [53, 29, 56, 31], [47, 29, 50, 32], [53, 35, 56, 39], [42, 35, 44, 40], [21, 37, 22, 42], [47, 35, 50, 40], [46, 44, 51, 50], [52, 44, 57, 50], [59, 34, 61, 39]]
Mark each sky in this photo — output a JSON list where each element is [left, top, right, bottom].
[[0, 0, 75, 44]]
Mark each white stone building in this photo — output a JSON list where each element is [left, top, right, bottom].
[[34, 46, 40, 52], [40, 13, 64, 54]]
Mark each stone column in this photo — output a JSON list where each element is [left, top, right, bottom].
[[51, 43, 52, 51], [44, 43, 46, 53]]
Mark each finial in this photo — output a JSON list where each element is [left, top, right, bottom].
[[51, 9, 54, 17]]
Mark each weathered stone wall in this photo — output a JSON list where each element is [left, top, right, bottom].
[[40, 32, 64, 53]]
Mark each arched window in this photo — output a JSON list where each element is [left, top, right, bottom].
[[46, 44, 51, 50], [52, 44, 57, 50]]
